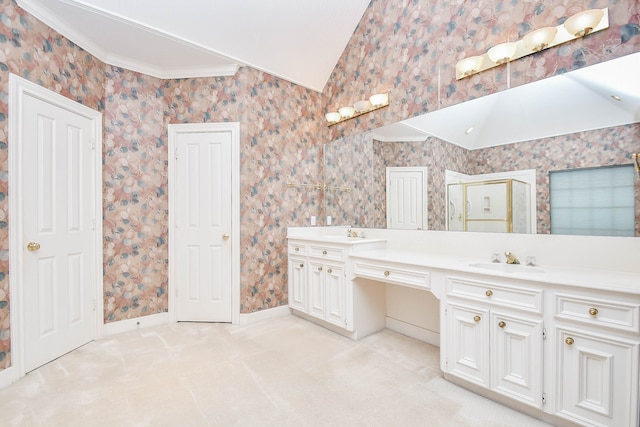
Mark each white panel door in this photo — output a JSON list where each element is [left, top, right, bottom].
[[557, 328, 637, 427], [491, 311, 543, 408], [386, 167, 427, 230], [21, 93, 97, 372], [287, 256, 307, 312], [174, 128, 232, 321], [325, 263, 346, 328], [308, 260, 326, 319], [446, 304, 490, 387]]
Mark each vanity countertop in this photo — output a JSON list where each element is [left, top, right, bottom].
[[349, 248, 640, 295]]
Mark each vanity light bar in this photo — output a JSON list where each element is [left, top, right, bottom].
[[325, 92, 390, 127], [456, 8, 609, 80]]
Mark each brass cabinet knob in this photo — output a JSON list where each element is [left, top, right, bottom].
[[299, 263, 304, 268], [318, 266, 323, 272], [222, 233, 230, 241], [588, 307, 598, 316], [27, 242, 41, 252], [322, 250, 327, 255], [485, 290, 493, 297], [565, 337, 574, 346], [498, 321, 506, 328], [384, 271, 390, 277], [473, 315, 481, 322], [294, 247, 299, 252], [327, 268, 333, 274]]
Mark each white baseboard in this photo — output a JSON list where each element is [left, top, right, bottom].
[[103, 312, 170, 337], [0, 366, 18, 390], [238, 305, 290, 325], [386, 317, 440, 347]]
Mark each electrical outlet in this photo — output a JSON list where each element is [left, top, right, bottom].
[[310, 216, 316, 226], [327, 215, 332, 225]]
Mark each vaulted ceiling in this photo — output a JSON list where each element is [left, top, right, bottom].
[[17, 0, 371, 92]]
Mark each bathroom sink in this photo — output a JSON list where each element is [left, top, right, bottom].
[[321, 235, 368, 243], [468, 262, 545, 274]]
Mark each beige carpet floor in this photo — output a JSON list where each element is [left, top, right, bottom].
[[0, 315, 552, 426]]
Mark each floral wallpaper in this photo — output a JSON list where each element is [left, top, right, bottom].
[[324, 131, 376, 227], [103, 67, 169, 321]]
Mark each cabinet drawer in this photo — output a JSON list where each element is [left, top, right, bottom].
[[288, 242, 306, 256], [554, 293, 640, 334], [353, 261, 430, 290], [308, 245, 345, 261], [447, 277, 543, 314]]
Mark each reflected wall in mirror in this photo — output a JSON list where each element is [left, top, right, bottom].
[[323, 53, 640, 236]]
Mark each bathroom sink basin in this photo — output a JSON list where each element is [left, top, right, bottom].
[[468, 262, 545, 274]]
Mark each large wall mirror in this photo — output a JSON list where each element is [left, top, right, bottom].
[[323, 52, 640, 236]]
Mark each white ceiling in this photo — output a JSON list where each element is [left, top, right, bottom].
[[372, 52, 640, 150], [17, 0, 371, 92]]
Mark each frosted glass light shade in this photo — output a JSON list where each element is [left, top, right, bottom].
[[354, 100, 371, 112], [564, 9, 604, 37], [487, 42, 517, 65], [325, 111, 341, 123], [338, 106, 356, 118], [522, 27, 558, 52], [369, 93, 389, 107], [455, 55, 484, 77]]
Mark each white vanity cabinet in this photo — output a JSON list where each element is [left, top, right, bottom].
[[445, 276, 544, 409], [287, 237, 386, 336], [551, 290, 640, 427]]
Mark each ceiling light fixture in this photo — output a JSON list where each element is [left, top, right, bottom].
[[325, 92, 390, 126], [456, 8, 608, 80]]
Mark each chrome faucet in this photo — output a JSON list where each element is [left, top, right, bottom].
[[505, 251, 520, 265]]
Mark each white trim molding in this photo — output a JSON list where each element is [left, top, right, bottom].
[[238, 305, 291, 326], [103, 312, 171, 337]]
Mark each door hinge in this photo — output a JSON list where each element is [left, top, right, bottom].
[[90, 139, 96, 150], [92, 219, 96, 230], [542, 393, 546, 404], [174, 147, 179, 160], [92, 298, 97, 311], [542, 328, 547, 340]]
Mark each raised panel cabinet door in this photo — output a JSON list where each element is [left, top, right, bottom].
[[446, 304, 490, 387], [308, 260, 326, 320], [490, 311, 543, 408], [288, 256, 307, 312], [556, 328, 639, 427], [325, 263, 346, 328]]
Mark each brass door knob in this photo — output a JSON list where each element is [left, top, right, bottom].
[[473, 315, 481, 322], [588, 307, 598, 316], [565, 337, 574, 346], [498, 321, 506, 328], [485, 290, 493, 297], [27, 242, 41, 252], [222, 233, 230, 241], [322, 250, 327, 255]]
